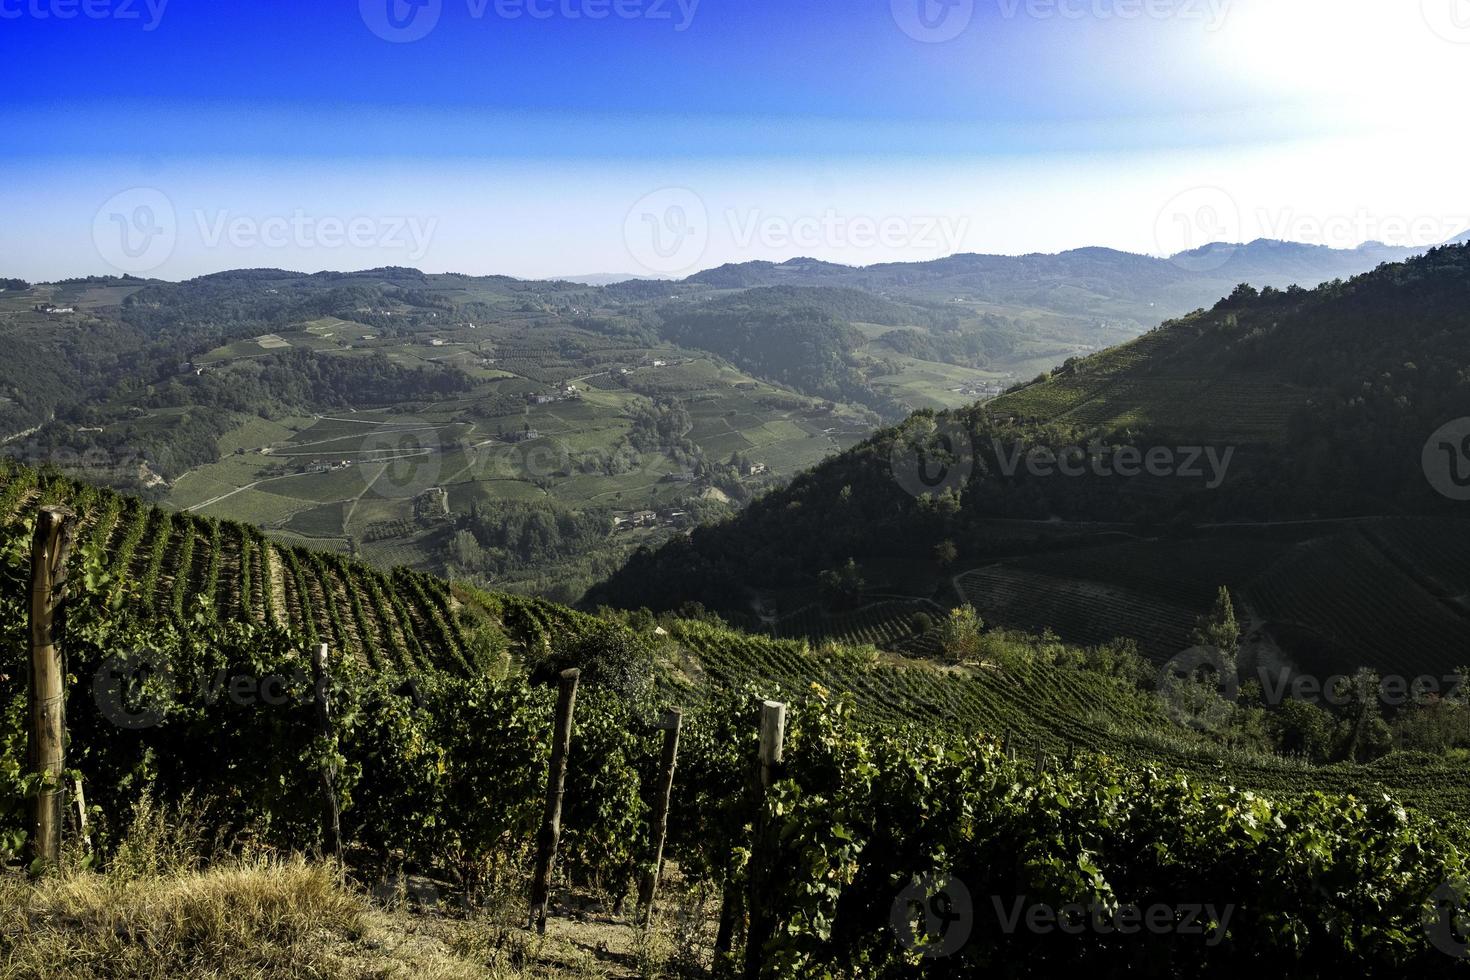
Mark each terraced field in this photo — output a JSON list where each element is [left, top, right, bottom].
[[1363, 517, 1470, 608], [1245, 529, 1470, 679], [772, 598, 946, 650], [992, 329, 1310, 443], [955, 564, 1199, 660], [1012, 538, 1287, 611]]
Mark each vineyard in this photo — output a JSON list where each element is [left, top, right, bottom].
[[954, 564, 1200, 660], [992, 328, 1310, 444], [667, 617, 1470, 821], [4, 458, 1470, 823], [1011, 538, 1287, 612], [772, 598, 947, 653], [1363, 518, 1470, 610], [0, 460, 477, 678], [1245, 528, 1470, 680], [6, 460, 1470, 973]]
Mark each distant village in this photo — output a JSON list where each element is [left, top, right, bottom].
[[611, 507, 689, 533], [951, 379, 1008, 399]]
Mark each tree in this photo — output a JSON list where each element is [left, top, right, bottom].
[[1191, 586, 1240, 654], [1335, 668, 1386, 763], [818, 559, 866, 607], [934, 540, 958, 567], [1271, 698, 1336, 762], [937, 604, 985, 664]]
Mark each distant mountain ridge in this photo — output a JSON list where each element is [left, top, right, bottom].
[[684, 237, 1437, 315]]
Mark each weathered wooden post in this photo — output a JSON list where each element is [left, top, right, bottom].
[[1000, 730, 1011, 760], [74, 776, 91, 854], [640, 706, 683, 932], [1034, 740, 1045, 777], [311, 642, 343, 860], [744, 699, 787, 979], [757, 701, 786, 790], [529, 667, 580, 933], [28, 505, 74, 872]]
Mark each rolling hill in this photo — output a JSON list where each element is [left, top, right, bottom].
[[590, 243, 1470, 680], [0, 237, 1446, 607]]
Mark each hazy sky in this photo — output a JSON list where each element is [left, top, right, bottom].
[[2, 0, 1468, 280]]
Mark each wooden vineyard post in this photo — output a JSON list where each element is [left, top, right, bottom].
[[529, 668, 580, 933], [74, 776, 91, 854], [27, 505, 74, 873], [640, 707, 683, 933], [1034, 740, 1045, 777], [744, 700, 787, 980], [1001, 730, 1012, 761], [311, 643, 343, 860]]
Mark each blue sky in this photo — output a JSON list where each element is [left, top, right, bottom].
[[2, 0, 1468, 279]]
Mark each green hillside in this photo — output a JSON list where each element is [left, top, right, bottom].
[[590, 244, 1470, 680]]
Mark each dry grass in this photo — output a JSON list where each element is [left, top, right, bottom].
[[0, 795, 708, 979], [1, 858, 360, 979], [0, 859, 716, 979]]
